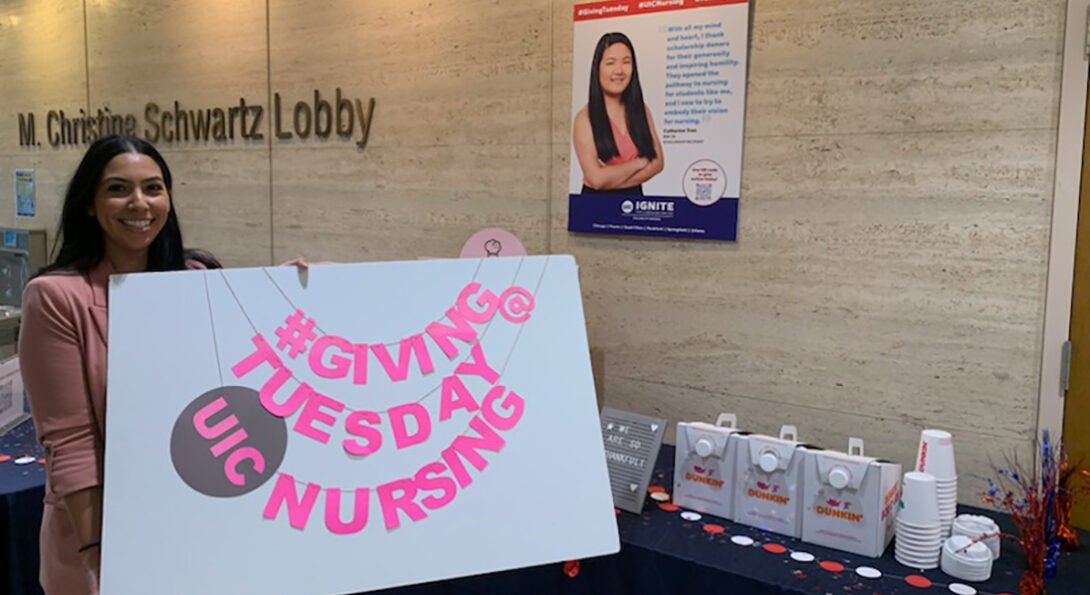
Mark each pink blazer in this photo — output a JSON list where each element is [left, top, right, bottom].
[[20, 260, 112, 595], [20, 258, 205, 595]]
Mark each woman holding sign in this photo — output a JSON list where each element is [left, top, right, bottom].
[[573, 31, 664, 195], [19, 135, 205, 594]]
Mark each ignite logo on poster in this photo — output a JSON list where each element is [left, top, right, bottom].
[[683, 464, 723, 488], [170, 281, 536, 535], [620, 199, 676, 220], [747, 481, 790, 505]]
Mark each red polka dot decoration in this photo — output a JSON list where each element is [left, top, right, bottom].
[[648, 485, 666, 493], [657, 503, 679, 512], [904, 575, 932, 589], [818, 561, 844, 573], [0, 455, 10, 462], [762, 543, 787, 554], [702, 524, 725, 535]]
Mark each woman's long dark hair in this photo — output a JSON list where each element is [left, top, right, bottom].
[[588, 32, 656, 162], [38, 134, 185, 277]]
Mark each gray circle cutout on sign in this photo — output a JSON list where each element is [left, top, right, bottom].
[[171, 386, 287, 497]]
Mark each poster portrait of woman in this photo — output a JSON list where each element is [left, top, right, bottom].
[[572, 32, 665, 196]]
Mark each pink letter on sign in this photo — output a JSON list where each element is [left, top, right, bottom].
[[371, 334, 435, 382], [498, 286, 535, 323], [439, 375, 480, 421], [481, 385, 525, 431], [209, 427, 248, 458], [343, 410, 383, 456], [455, 342, 499, 384], [224, 446, 265, 487], [389, 402, 432, 449], [376, 477, 427, 530], [353, 343, 369, 385], [308, 334, 353, 379], [456, 283, 499, 324], [263, 472, 321, 530], [293, 391, 346, 444], [324, 487, 371, 534], [231, 333, 285, 378], [192, 396, 237, 439], [448, 415, 506, 474], [425, 306, 479, 359], [260, 374, 311, 417], [415, 461, 457, 511]]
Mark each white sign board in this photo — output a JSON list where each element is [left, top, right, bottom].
[[102, 255, 618, 595]]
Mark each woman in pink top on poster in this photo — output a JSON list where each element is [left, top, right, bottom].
[[19, 135, 207, 594], [573, 32, 664, 195]]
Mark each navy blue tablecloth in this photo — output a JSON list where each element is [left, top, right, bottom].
[[3, 425, 1089, 595], [369, 444, 1090, 595], [0, 418, 46, 595]]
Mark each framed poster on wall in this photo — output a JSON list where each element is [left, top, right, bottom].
[[568, 0, 750, 241]]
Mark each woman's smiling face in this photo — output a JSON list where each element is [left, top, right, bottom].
[[598, 42, 633, 97], [90, 152, 170, 266]]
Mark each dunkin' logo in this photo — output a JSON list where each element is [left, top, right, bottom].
[[917, 441, 928, 472], [747, 484, 789, 505], [685, 465, 724, 488], [817, 500, 862, 523]]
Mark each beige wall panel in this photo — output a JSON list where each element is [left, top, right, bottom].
[[0, 0, 86, 148], [84, 0, 268, 114], [0, 0, 87, 236], [162, 148, 271, 267], [267, 0, 553, 264], [0, 0, 1069, 504], [745, 0, 1063, 136], [83, 0, 271, 265], [551, 0, 575, 146], [553, 127, 1051, 474], [616, 374, 1032, 503], [270, 144, 550, 263]]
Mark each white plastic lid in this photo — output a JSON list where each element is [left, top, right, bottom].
[[828, 466, 851, 489], [695, 437, 714, 458], [759, 450, 779, 473]]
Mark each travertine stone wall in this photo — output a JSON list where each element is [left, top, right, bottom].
[[0, 0, 1066, 501]]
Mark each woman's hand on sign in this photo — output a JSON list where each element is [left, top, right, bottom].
[[281, 256, 310, 269]]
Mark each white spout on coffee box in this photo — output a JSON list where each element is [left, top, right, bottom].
[[801, 438, 902, 557], [673, 413, 744, 520], [731, 425, 812, 538]]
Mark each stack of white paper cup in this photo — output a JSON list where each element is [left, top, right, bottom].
[[941, 535, 994, 582], [952, 514, 1000, 560], [916, 429, 957, 535], [895, 471, 944, 569]]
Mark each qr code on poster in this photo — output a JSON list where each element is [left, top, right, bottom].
[[0, 380, 11, 411], [694, 183, 712, 202]]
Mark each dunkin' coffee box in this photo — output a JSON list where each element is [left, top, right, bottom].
[[673, 414, 745, 520], [731, 425, 811, 538], [801, 438, 901, 557]]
